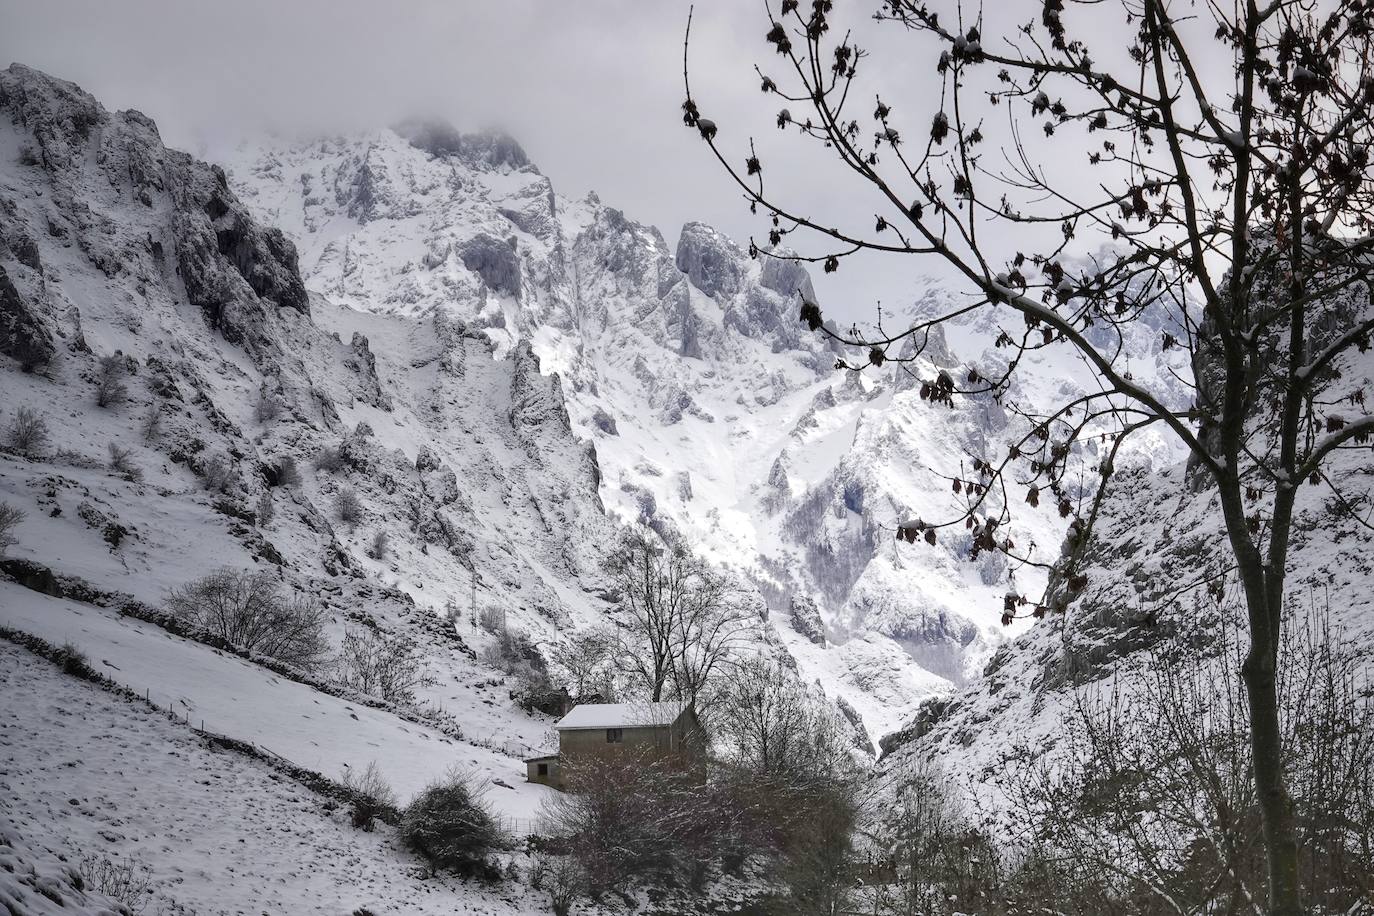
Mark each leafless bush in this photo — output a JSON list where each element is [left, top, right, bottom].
[[543, 750, 721, 891], [165, 568, 328, 670], [108, 442, 143, 482], [256, 489, 274, 527], [94, 354, 130, 408], [314, 445, 345, 473], [529, 854, 585, 916], [480, 624, 543, 679], [400, 767, 505, 878], [0, 502, 23, 556], [5, 405, 50, 457], [340, 761, 398, 831], [54, 641, 93, 677], [712, 665, 861, 911], [141, 405, 163, 442], [199, 453, 235, 493], [253, 387, 282, 423], [1001, 606, 1374, 915], [335, 488, 363, 527], [336, 627, 428, 703], [868, 763, 997, 916], [365, 530, 389, 560], [78, 852, 153, 914]]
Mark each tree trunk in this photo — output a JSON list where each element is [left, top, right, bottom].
[[1223, 474, 1302, 915], [1241, 638, 1301, 916]]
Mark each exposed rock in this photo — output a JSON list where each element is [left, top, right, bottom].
[[0, 264, 54, 369], [789, 594, 826, 646], [589, 407, 618, 436], [675, 221, 744, 300], [458, 233, 521, 298]]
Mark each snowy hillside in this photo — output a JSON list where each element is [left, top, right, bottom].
[[0, 62, 630, 838], [869, 323, 1374, 825]]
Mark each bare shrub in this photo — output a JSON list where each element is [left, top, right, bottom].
[[94, 354, 130, 408], [165, 568, 328, 670], [78, 853, 153, 914], [868, 763, 996, 916], [336, 627, 428, 703], [276, 456, 302, 487], [335, 488, 363, 527], [141, 404, 163, 442], [199, 453, 235, 493], [0, 501, 23, 556], [314, 445, 345, 473], [340, 761, 398, 831], [253, 387, 282, 423], [400, 767, 505, 877], [1002, 606, 1374, 915], [108, 442, 143, 482], [544, 750, 722, 892], [529, 854, 584, 916], [712, 665, 861, 910], [5, 405, 50, 457], [53, 641, 93, 678], [365, 530, 389, 560], [256, 489, 274, 527], [480, 624, 542, 676], [478, 605, 506, 635]]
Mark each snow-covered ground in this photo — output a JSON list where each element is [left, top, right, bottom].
[[0, 581, 551, 816], [0, 640, 553, 915]]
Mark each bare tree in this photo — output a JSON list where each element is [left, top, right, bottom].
[[5, 405, 49, 458], [714, 656, 849, 778], [603, 529, 751, 702], [0, 502, 24, 556], [94, 353, 130, 408], [685, 3, 1374, 910], [166, 568, 328, 670], [336, 626, 428, 703], [549, 626, 619, 700]]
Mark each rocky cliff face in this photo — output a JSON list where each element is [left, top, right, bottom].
[[0, 66, 621, 711]]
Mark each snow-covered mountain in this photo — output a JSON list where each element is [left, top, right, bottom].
[[222, 122, 1154, 736]]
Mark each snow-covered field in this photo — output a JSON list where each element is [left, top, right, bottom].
[[0, 640, 551, 915]]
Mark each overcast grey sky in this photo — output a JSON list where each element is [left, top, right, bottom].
[[1, 0, 955, 320]]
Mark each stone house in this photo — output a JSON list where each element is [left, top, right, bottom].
[[524, 700, 703, 791]]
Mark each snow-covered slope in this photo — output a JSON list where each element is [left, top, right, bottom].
[[223, 123, 1181, 736], [0, 62, 618, 825], [0, 640, 551, 915], [869, 296, 1374, 821]]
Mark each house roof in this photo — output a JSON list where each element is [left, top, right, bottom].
[[555, 701, 689, 731]]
